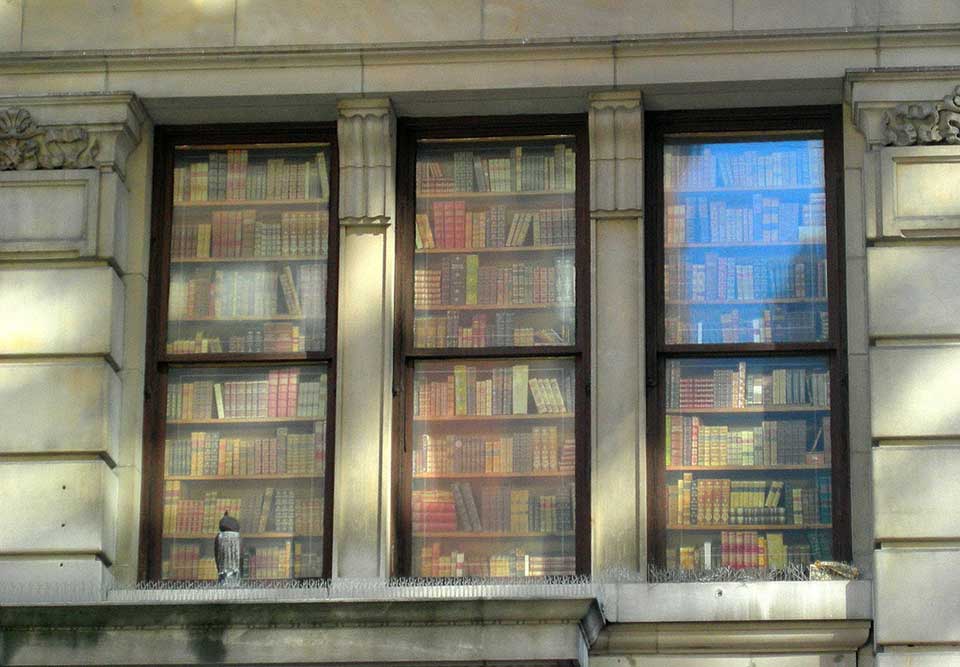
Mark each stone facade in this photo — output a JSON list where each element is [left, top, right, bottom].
[[2, 2, 960, 665]]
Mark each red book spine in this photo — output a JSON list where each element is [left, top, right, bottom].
[[267, 371, 279, 418]]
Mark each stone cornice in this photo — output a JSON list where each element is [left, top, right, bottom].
[[592, 620, 871, 655], [0, 92, 147, 178]]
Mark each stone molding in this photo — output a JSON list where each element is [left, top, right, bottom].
[[337, 97, 395, 227], [591, 620, 872, 655], [0, 107, 99, 170], [589, 90, 643, 217], [882, 85, 960, 146], [0, 93, 146, 180]]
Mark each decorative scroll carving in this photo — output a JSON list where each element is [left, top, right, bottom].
[[0, 107, 99, 170], [883, 86, 960, 146]]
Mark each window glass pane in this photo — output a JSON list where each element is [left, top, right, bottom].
[[663, 136, 828, 344], [663, 356, 833, 570], [162, 365, 327, 580], [411, 357, 576, 577], [414, 137, 577, 349], [167, 144, 331, 355]]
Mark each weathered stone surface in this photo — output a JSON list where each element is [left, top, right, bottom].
[[0, 359, 119, 462], [877, 650, 960, 666], [606, 581, 872, 623], [869, 246, 960, 337], [21, 0, 234, 51], [878, 0, 960, 26], [870, 346, 960, 438], [590, 92, 643, 215], [0, 169, 98, 256], [0, 0, 21, 53], [483, 0, 733, 39], [591, 655, 856, 666], [734, 0, 855, 30], [880, 146, 960, 237], [874, 444, 960, 540], [0, 556, 109, 604], [0, 459, 117, 562], [0, 265, 124, 364], [593, 217, 642, 574], [237, 0, 482, 46], [875, 548, 960, 644]]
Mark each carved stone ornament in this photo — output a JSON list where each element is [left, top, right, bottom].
[[0, 107, 99, 170], [883, 86, 960, 146]]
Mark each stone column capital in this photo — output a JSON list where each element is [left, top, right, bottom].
[[337, 97, 396, 227], [0, 92, 147, 180], [588, 90, 643, 218]]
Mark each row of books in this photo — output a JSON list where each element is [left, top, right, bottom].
[[168, 265, 322, 320], [669, 530, 828, 571], [664, 143, 825, 190], [171, 211, 328, 260], [414, 312, 572, 349], [162, 541, 323, 581], [163, 483, 324, 535], [166, 372, 327, 420], [412, 429, 576, 475], [664, 254, 828, 302], [413, 484, 574, 534], [664, 194, 826, 244], [417, 145, 575, 194], [173, 151, 329, 202], [665, 416, 831, 467], [667, 363, 830, 409], [166, 322, 322, 355], [164, 426, 326, 477], [413, 365, 575, 417], [416, 544, 575, 578], [414, 256, 575, 307], [665, 307, 829, 345], [416, 202, 575, 250], [668, 473, 832, 526]]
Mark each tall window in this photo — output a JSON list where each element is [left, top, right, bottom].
[[396, 117, 589, 577], [144, 127, 338, 580], [646, 108, 849, 572]]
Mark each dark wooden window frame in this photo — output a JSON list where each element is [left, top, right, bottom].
[[644, 106, 851, 568], [140, 123, 340, 580], [393, 114, 592, 576]]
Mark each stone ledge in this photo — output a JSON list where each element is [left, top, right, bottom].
[[592, 620, 871, 655], [602, 581, 872, 623]]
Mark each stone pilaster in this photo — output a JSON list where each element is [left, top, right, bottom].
[[0, 92, 145, 601], [588, 91, 644, 577], [333, 98, 396, 578]]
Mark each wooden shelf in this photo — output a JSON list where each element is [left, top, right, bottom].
[[172, 255, 327, 264], [413, 531, 574, 539], [414, 470, 573, 480], [163, 532, 323, 539], [416, 244, 574, 255], [667, 524, 831, 531], [665, 184, 822, 194], [666, 406, 827, 415], [665, 464, 830, 472], [665, 298, 827, 306], [416, 190, 574, 199], [165, 473, 323, 481], [170, 315, 308, 322], [174, 198, 328, 208], [664, 240, 824, 249], [167, 416, 321, 425], [414, 413, 574, 423], [414, 303, 572, 312]]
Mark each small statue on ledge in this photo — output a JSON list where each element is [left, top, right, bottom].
[[214, 511, 241, 587]]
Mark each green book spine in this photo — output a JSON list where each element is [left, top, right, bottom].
[[454, 365, 468, 416], [665, 414, 672, 466], [512, 364, 529, 415], [465, 254, 479, 305]]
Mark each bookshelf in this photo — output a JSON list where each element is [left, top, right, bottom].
[[647, 108, 849, 573], [398, 117, 589, 579], [145, 127, 338, 582]]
